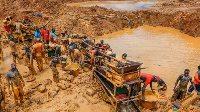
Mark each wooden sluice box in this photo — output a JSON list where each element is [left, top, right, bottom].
[[93, 60, 142, 111]]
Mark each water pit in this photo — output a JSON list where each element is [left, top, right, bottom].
[[96, 25, 200, 96], [67, 1, 158, 11]]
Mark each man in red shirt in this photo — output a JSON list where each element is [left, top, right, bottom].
[[3, 20, 12, 38], [140, 73, 161, 100], [41, 26, 49, 44]]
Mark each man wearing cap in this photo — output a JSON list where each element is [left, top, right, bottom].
[[33, 39, 44, 72], [23, 16, 32, 26], [171, 69, 194, 101], [140, 73, 161, 100], [188, 66, 200, 94], [7, 63, 25, 105], [23, 45, 37, 76]]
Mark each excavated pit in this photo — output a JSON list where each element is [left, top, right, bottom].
[[0, 0, 200, 112]]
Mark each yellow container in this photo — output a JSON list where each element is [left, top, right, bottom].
[[65, 63, 80, 77], [139, 91, 158, 109]]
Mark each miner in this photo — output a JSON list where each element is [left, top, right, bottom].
[[23, 45, 37, 76], [7, 63, 25, 105], [0, 84, 5, 111], [171, 69, 194, 101], [140, 73, 161, 101], [9, 37, 20, 64], [69, 47, 82, 65], [33, 39, 44, 72]]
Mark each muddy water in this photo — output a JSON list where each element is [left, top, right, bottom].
[[67, 1, 158, 11], [96, 25, 200, 96]]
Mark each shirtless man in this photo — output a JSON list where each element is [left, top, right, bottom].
[[49, 57, 60, 83], [9, 38, 20, 64], [23, 45, 37, 76], [171, 69, 194, 101], [33, 39, 44, 72], [7, 63, 25, 105], [69, 48, 82, 65]]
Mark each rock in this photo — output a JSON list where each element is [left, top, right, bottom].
[[23, 72, 30, 78], [65, 83, 70, 88], [53, 87, 60, 93], [24, 89, 35, 96], [66, 75, 74, 82], [60, 74, 68, 81], [30, 81, 41, 89], [26, 75, 36, 82], [86, 88, 96, 96], [48, 90, 57, 98], [41, 79, 52, 86], [24, 99, 32, 107], [57, 83, 66, 90], [38, 85, 46, 93]]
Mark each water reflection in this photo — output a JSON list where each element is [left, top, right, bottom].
[[67, 1, 158, 11], [96, 25, 200, 96]]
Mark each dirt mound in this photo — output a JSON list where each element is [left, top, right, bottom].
[[0, 0, 199, 38]]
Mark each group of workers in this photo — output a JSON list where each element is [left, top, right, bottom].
[[140, 67, 200, 101], [0, 15, 200, 111], [0, 16, 89, 111]]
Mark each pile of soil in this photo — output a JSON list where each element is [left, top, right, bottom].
[[0, 0, 199, 38], [0, 0, 200, 111]]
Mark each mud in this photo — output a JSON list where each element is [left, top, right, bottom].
[[0, 0, 199, 38], [0, 45, 110, 111], [0, 0, 200, 112]]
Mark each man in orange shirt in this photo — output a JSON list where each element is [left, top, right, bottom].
[[140, 73, 161, 100], [188, 66, 200, 94], [33, 39, 44, 72]]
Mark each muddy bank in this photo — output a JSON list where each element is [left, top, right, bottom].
[[0, 0, 199, 38], [134, 9, 200, 37]]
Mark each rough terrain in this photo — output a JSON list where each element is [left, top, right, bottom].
[[0, 0, 199, 38], [0, 0, 200, 112]]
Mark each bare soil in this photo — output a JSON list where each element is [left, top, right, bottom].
[[0, 0, 200, 112]]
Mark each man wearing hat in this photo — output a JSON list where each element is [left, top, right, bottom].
[[23, 16, 32, 26], [171, 69, 194, 101], [7, 63, 25, 105]]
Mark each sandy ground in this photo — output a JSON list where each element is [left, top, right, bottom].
[[0, 0, 199, 38], [0, 0, 200, 112], [0, 45, 111, 112]]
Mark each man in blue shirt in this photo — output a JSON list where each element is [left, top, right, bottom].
[[34, 27, 40, 39]]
